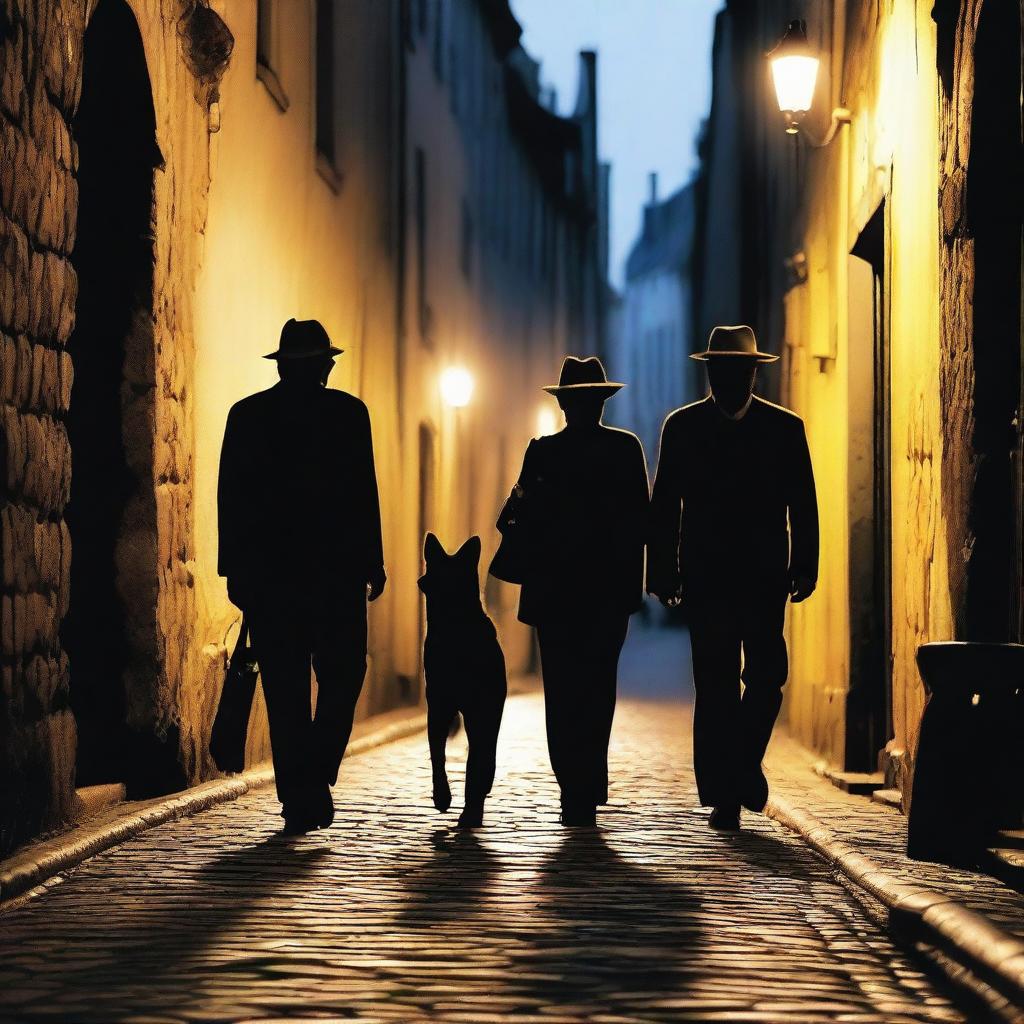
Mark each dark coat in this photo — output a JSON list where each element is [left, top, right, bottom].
[[217, 380, 384, 594], [647, 396, 818, 598], [515, 425, 649, 626]]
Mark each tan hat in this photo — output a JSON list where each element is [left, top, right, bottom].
[[691, 324, 779, 363]]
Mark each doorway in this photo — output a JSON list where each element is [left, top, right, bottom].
[[417, 422, 437, 695], [846, 204, 891, 771], [64, 0, 161, 786], [963, 0, 1024, 641]]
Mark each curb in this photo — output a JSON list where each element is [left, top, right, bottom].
[[0, 710, 427, 913], [767, 793, 1024, 1012]]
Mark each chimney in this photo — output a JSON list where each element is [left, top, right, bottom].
[[648, 171, 658, 205]]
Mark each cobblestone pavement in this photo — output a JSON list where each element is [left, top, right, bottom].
[[764, 731, 1024, 942], [0, 686, 970, 1024]]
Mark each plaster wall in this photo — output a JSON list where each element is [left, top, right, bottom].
[[780, 1, 947, 787]]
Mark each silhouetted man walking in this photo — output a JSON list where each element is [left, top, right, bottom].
[[218, 319, 385, 835], [648, 325, 818, 831], [508, 357, 649, 827]]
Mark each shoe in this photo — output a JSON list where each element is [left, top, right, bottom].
[[281, 813, 318, 836], [315, 787, 335, 829], [740, 770, 769, 813], [457, 802, 484, 829], [560, 803, 597, 827], [709, 805, 741, 831]]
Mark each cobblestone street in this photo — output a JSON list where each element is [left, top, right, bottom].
[[0, 651, 970, 1024]]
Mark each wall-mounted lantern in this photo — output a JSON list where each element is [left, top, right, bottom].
[[768, 19, 850, 146], [440, 366, 474, 408]]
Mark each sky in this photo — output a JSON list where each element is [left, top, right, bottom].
[[510, 0, 722, 288]]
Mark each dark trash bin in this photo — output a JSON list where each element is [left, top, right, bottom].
[[907, 641, 1024, 867]]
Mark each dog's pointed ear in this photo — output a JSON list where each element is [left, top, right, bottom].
[[424, 532, 445, 562], [456, 535, 482, 565]]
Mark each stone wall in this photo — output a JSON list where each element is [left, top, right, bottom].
[[0, 0, 83, 854]]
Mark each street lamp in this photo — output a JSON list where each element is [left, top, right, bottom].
[[440, 366, 474, 407], [768, 19, 850, 145], [536, 404, 560, 437]]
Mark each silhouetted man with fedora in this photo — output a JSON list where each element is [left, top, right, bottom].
[[505, 356, 649, 826], [648, 325, 818, 831], [218, 318, 386, 834]]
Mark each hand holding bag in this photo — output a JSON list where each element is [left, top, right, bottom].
[[489, 481, 529, 584], [209, 620, 259, 774], [489, 441, 549, 585]]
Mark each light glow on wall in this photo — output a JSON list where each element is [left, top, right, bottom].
[[536, 404, 561, 437], [440, 366, 475, 407]]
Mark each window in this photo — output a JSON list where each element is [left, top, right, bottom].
[[315, 0, 341, 190], [255, 0, 288, 111]]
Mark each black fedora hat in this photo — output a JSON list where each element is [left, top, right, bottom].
[[542, 356, 624, 396], [263, 318, 344, 360], [691, 324, 778, 363]]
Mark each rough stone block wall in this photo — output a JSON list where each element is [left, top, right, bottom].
[[0, 0, 85, 855]]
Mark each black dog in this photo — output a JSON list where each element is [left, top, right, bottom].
[[418, 533, 507, 828]]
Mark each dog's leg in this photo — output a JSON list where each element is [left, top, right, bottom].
[[458, 704, 501, 828], [428, 703, 455, 812]]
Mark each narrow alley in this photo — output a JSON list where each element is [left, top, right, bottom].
[[0, 627, 966, 1024]]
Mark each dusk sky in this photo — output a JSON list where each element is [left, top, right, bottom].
[[511, 0, 722, 288]]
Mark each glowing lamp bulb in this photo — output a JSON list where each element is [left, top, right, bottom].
[[440, 366, 474, 407], [769, 20, 819, 133]]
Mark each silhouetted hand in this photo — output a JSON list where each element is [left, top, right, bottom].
[[367, 568, 387, 602], [789, 574, 816, 603]]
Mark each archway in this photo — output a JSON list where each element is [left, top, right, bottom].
[[65, 0, 162, 787]]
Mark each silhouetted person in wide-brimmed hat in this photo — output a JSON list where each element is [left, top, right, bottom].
[[218, 318, 385, 835], [648, 325, 818, 832], [498, 356, 649, 827]]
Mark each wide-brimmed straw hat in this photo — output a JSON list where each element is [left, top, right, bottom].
[[690, 324, 778, 363], [264, 318, 344, 360], [542, 356, 624, 396]]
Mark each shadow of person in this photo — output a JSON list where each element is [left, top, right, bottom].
[[519, 828, 703, 1013], [0, 833, 333, 1022], [394, 827, 502, 930]]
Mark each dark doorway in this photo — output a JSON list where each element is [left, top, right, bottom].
[[846, 204, 891, 771], [65, 0, 161, 786], [963, 1, 1024, 642], [417, 422, 437, 697]]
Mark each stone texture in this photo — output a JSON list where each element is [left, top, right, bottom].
[[0, 0, 84, 856], [0, 696, 968, 1023]]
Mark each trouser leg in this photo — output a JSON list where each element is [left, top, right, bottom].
[[538, 619, 627, 808], [589, 617, 628, 805], [245, 604, 314, 812], [311, 592, 368, 788], [739, 591, 789, 775], [688, 602, 743, 807], [537, 626, 577, 800]]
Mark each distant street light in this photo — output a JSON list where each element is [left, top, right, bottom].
[[440, 366, 474, 407], [536, 405, 560, 437], [768, 19, 850, 145]]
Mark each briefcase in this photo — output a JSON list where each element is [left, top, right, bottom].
[[209, 620, 259, 774]]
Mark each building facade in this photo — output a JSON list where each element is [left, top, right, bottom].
[[693, 0, 1023, 806], [0, 0, 601, 855], [607, 175, 699, 471]]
